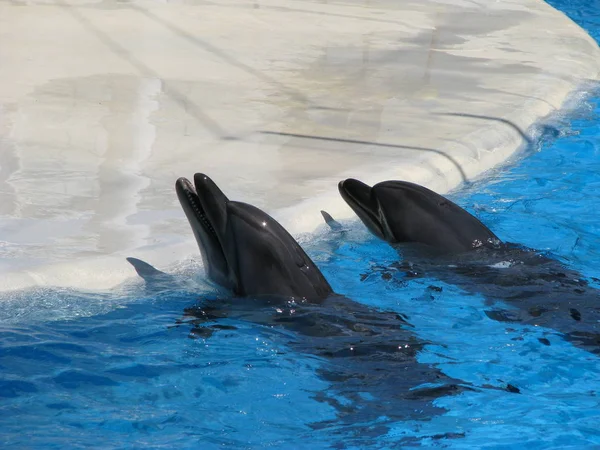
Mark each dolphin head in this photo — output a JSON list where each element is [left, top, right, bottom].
[[176, 173, 333, 301], [338, 178, 500, 253]]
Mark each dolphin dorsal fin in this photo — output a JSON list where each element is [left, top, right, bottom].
[[126, 257, 171, 283], [321, 210, 344, 231]]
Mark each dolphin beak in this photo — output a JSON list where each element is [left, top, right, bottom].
[[338, 179, 386, 240], [175, 173, 232, 289], [193, 173, 229, 240]]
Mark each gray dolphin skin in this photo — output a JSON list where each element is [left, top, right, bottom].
[[338, 178, 500, 253], [337, 178, 600, 355], [176, 173, 332, 301]]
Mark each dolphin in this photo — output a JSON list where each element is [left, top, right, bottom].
[[129, 173, 497, 437], [338, 178, 500, 253], [175, 173, 333, 301], [336, 178, 600, 354]]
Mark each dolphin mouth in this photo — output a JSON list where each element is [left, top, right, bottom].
[[338, 179, 386, 240], [176, 177, 219, 240], [176, 173, 232, 288]]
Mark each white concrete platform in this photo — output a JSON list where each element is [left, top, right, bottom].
[[0, 0, 599, 291]]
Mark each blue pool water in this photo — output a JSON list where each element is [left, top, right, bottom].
[[3, 2, 600, 449]]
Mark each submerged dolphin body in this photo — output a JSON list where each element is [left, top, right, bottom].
[[129, 174, 482, 439], [337, 178, 600, 354]]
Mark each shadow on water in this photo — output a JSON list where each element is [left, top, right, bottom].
[[53, 0, 340, 142], [54, 0, 228, 139], [260, 130, 470, 183], [435, 112, 534, 147], [126, 4, 316, 108], [259, 108, 545, 185]]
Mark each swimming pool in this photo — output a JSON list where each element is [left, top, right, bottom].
[[2, 1, 600, 449]]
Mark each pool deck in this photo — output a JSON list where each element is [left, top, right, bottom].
[[0, 0, 599, 291]]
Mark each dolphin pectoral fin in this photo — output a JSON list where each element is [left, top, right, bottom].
[[359, 261, 426, 283], [321, 210, 344, 231], [189, 323, 239, 339], [182, 304, 236, 339], [172, 307, 237, 340]]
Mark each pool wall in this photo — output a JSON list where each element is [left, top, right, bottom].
[[0, 0, 599, 291]]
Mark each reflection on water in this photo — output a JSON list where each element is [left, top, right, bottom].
[[90, 77, 159, 253], [1, 75, 159, 261]]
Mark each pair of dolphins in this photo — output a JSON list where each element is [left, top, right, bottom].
[[166, 173, 599, 352], [172, 173, 498, 300], [166, 173, 489, 428], [129, 172, 598, 431]]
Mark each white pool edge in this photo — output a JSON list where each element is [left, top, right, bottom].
[[1, 0, 599, 293], [1, 79, 597, 294]]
